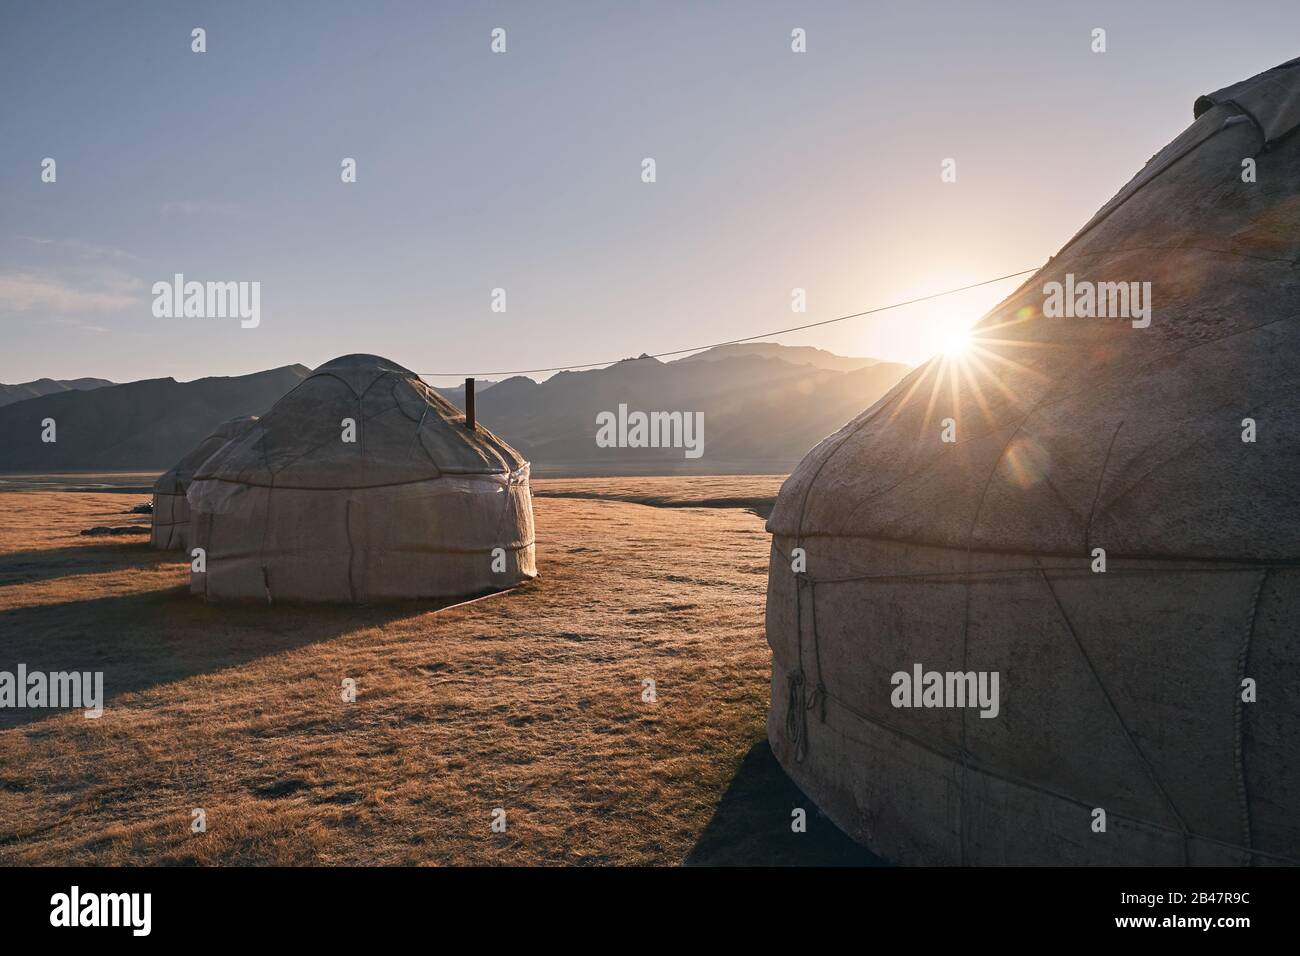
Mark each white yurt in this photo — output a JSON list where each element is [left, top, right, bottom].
[[766, 59, 1300, 865], [186, 354, 536, 602], [150, 416, 258, 551]]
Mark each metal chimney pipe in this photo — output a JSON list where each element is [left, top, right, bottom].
[[464, 377, 475, 430]]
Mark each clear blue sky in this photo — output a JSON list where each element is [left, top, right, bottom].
[[1, 0, 1294, 385]]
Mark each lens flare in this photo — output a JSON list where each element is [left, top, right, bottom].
[[941, 328, 972, 356]]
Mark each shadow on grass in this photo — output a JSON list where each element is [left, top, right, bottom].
[[533, 490, 777, 520], [686, 740, 886, 866], [0, 539, 167, 587], [0, 585, 462, 729]]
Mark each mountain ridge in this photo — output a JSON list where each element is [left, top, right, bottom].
[[0, 346, 909, 475], [0, 377, 114, 408], [0, 365, 312, 471]]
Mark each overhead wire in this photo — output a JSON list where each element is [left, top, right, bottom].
[[418, 267, 1040, 378]]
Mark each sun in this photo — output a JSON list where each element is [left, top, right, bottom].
[[940, 326, 972, 357]]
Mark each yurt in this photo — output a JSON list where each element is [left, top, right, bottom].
[[186, 354, 536, 602], [150, 416, 258, 551], [766, 59, 1300, 866]]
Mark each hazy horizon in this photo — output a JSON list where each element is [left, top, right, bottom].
[[2, 0, 1295, 386], [0, 338, 909, 389]]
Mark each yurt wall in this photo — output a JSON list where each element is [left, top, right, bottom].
[[765, 58, 1300, 866]]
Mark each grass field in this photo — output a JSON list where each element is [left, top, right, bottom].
[[0, 477, 877, 866]]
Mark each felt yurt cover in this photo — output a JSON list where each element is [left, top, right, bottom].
[[187, 354, 535, 603], [151, 416, 258, 551], [766, 58, 1300, 865]]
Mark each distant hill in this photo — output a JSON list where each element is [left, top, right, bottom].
[[433, 378, 498, 404], [673, 342, 882, 373], [0, 366, 310, 472], [0, 377, 113, 408], [0, 344, 910, 475], [449, 344, 911, 475]]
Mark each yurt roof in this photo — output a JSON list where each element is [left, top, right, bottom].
[[153, 415, 258, 495], [768, 59, 1300, 562], [193, 353, 527, 489], [1194, 55, 1300, 145]]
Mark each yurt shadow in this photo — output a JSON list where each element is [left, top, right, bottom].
[[0, 583, 470, 730], [685, 740, 885, 866], [0, 540, 167, 587]]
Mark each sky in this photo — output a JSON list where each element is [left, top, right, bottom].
[[0, 0, 1296, 386]]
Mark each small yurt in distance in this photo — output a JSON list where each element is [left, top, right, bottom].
[[765, 58, 1300, 866], [150, 416, 258, 551], [186, 354, 536, 603]]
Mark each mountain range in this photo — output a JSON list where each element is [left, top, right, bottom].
[[0, 344, 910, 475], [0, 377, 114, 408], [0, 366, 310, 471]]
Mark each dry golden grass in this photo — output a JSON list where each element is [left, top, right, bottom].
[[0, 478, 875, 866], [532, 475, 785, 517]]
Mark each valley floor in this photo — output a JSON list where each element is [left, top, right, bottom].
[[0, 478, 876, 865]]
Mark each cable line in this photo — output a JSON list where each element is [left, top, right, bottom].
[[419, 266, 1041, 378]]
